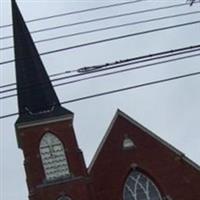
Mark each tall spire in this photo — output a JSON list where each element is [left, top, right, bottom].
[[12, 0, 72, 123]]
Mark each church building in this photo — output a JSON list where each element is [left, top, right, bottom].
[[11, 0, 200, 199]]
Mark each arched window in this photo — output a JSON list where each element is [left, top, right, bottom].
[[39, 133, 70, 181], [123, 137, 135, 149], [123, 170, 162, 200], [57, 195, 71, 200]]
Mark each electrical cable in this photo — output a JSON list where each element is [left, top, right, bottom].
[[0, 70, 199, 119], [0, 2, 193, 41], [0, 50, 199, 100], [1, 20, 200, 66], [61, 71, 200, 105], [0, 70, 75, 89], [0, 0, 146, 29], [1, 10, 199, 51], [0, 45, 199, 91], [52, 54, 200, 88]]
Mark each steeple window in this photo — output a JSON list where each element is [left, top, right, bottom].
[[39, 133, 70, 181]]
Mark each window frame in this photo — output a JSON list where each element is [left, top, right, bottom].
[[39, 132, 70, 181], [123, 169, 162, 200]]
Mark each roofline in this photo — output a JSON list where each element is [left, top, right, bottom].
[[88, 109, 200, 173], [15, 114, 74, 149], [88, 110, 119, 172], [16, 114, 73, 129]]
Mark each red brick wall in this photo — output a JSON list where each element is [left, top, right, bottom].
[[17, 112, 200, 200], [29, 178, 92, 200], [89, 114, 200, 200], [17, 118, 92, 200]]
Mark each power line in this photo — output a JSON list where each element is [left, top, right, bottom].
[[1, 10, 199, 51], [0, 69, 76, 89], [1, 45, 199, 90], [0, 2, 192, 41], [0, 0, 145, 29], [1, 51, 199, 100], [0, 45, 199, 91], [0, 70, 199, 119], [61, 71, 200, 104], [53, 54, 200, 88], [1, 20, 200, 66]]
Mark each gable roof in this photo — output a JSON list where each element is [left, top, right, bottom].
[[88, 109, 200, 172]]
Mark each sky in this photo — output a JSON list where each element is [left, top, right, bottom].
[[0, 0, 200, 199]]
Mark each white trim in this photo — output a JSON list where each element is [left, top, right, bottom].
[[88, 109, 200, 173], [16, 114, 73, 129]]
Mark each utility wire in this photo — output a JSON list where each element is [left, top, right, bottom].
[[1, 48, 199, 94], [0, 69, 75, 89], [1, 20, 200, 66], [1, 10, 199, 51], [0, 45, 199, 91], [53, 53, 200, 87], [0, 2, 192, 41], [0, 45, 199, 90], [0, 70, 199, 119], [1, 51, 199, 100], [61, 71, 200, 104], [0, 0, 145, 29]]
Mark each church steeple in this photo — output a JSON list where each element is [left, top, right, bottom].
[[11, 2, 92, 200], [12, 0, 72, 124]]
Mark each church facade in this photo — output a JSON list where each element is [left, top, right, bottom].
[[11, 0, 200, 200]]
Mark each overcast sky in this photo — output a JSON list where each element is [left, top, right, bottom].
[[0, 0, 200, 199]]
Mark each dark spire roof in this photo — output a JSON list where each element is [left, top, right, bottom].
[[11, 0, 72, 124]]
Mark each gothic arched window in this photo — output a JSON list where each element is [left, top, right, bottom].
[[57, 195, 71, 200], [39, 133, 70, 181], [123, 170, 162, 200]]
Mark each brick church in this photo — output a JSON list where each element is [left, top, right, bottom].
[[11, 0, 200, 199]]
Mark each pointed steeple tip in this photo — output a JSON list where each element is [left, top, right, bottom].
[[11, 0, 16, 10], [11, 0, 16, 7], [12, 0, 73, 124]]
